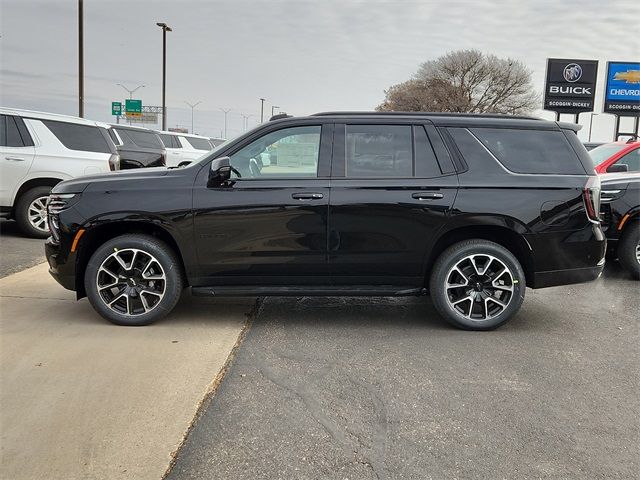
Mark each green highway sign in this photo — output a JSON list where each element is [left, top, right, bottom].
[[111, 101, 122, 116], [125, 99, 142, 114]]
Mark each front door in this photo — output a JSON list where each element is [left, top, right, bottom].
[[192, 123, 332, 286], [0, 115, 35, 207], [328, 122, 458, 286]]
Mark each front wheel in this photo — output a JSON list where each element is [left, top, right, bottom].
[[618, 225, 640, 280], [429, 240, 526, 330], [85, 234, 184, 326]]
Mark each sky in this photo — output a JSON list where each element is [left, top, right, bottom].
[[1, 0, 639, 141]]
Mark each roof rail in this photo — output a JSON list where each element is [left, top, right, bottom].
[[311, 111, 541, 121], [269, 113, 292, 121]]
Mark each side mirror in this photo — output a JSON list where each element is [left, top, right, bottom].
[[607, 163, 628, 173], [207, 156, 232, 187]]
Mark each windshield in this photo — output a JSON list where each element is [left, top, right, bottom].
[[588, 144, 627, 167]]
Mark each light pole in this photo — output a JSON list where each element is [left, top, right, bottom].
[[220, 108, 231, 139], [588, 113, 599, 142], [240, 114, 252, 131], [271, 105, 279, 117], [156, 22, 172, 130], [259, 98, 265, 123], [78, 0, 84, 117], [185, 100, 202, 133], [116, 83, 145, 125]]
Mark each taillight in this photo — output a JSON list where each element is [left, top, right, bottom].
[[583, 176, 601, 223], [109, 154, 121, 171]]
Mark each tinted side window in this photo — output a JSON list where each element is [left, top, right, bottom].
[[414, 125, 441, 178], [470, 127, 585, 175], [616, 148, 640, 172], [43, 120, 111, 153], [230, 125, 321, 179], [0, 115, 26, 147], [115, 129, 163, 149], [159, 133, 181, 148], [185, 137, 212, 151], [346, 125, 412, 178]]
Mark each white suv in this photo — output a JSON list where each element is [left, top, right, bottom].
[[157, 131, 212, 167], [0, 108, 119, 237]]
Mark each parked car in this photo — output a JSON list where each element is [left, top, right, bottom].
[[600, 172, 639, 278], [45, 112, 605, 329], [0, 107, 119, 238], [583, 142, 603, 151], [589, 139, 640, 174], [157, 131, 212, 167], [107, 125, 166, 169]]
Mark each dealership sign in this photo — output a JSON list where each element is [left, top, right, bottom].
[[604, 61, 640, 116], [544, 58, 598, 113]]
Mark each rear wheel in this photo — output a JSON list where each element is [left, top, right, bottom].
[[15, 186, 52, 238], [430, 240, 526, 330], [85, 234, 183, 326], [618, 225, 640, 280]]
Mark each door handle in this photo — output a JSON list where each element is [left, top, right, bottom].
[[5, 156, 25, 162], [412, 192, 444, 200], [292, 192, 324, 200]]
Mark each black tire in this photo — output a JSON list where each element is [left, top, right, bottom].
[[85, 234, 184, 326], [618, 225, 640, 280], [15, 186, 52, 238], [429, 239, 526, 331]]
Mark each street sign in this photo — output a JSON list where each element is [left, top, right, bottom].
[[603, 61, 640, 116], [111, 102, 122, 116], [543, 58, 598, 114], [125, 99, 142, 114], [123, 112, 158, 123]]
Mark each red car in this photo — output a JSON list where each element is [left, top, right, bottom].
[[589, 139, 640, 174]]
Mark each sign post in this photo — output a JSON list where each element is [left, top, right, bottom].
[[543, 58, 599, 122], [603, 61, 640, 140]]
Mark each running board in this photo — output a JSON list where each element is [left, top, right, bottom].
[[191, 285, 426, 297]]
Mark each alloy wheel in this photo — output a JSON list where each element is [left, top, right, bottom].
[[635, 242, 640, 265], [96, 248, 167, 316], [445, 254, 514, 321], [28, 196, 49, 234]]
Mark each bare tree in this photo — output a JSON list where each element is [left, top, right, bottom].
[[377, 49, 538, 115]]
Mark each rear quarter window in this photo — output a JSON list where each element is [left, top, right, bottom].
[[42, 120, 112, 153], [469, 127, 586, 175], [185, 136, 212, 151], [116, 129, 163, 149]]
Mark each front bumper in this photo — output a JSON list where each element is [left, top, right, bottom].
[[45, 237, 77, 291]]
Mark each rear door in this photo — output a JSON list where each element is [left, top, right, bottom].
[[328, 121, 458, 286], [192, 122, 332, 286], [0, 115, 36, 207]]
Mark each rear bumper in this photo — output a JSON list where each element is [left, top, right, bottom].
[[533, 261, 604, 289]]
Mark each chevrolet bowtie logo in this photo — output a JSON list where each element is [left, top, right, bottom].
[[613, 70, 640, 84]]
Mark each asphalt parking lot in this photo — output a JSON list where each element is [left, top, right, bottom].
[[0, 220, 45, 277], [1, 230, 638, 480]]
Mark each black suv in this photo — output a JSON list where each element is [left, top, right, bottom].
[[600, 172, 639, 278], [107, 125, 166, 169], [45, 112, 605, 330]]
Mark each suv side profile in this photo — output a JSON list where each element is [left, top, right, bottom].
[[45, 112, 605, 330], [0, 107, 119, 238]]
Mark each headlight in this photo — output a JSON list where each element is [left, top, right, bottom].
[[47, 193, 80, 215]]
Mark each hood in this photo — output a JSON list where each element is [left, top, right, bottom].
[[51, 167, 171, 194]]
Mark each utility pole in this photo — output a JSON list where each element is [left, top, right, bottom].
[[271, 105, 279, 118], [185, 100, 202, 133], [78, 0, 84, 117], [220, 108, 231, 139], [156, 22, 172, 130], [259, 98, 265, 123], [241, 114, 252, 131]]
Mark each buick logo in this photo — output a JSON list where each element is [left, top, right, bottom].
[[563, 63, 582, 83]]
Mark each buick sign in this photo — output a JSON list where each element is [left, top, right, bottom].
[[544, 58, 598, 114]]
